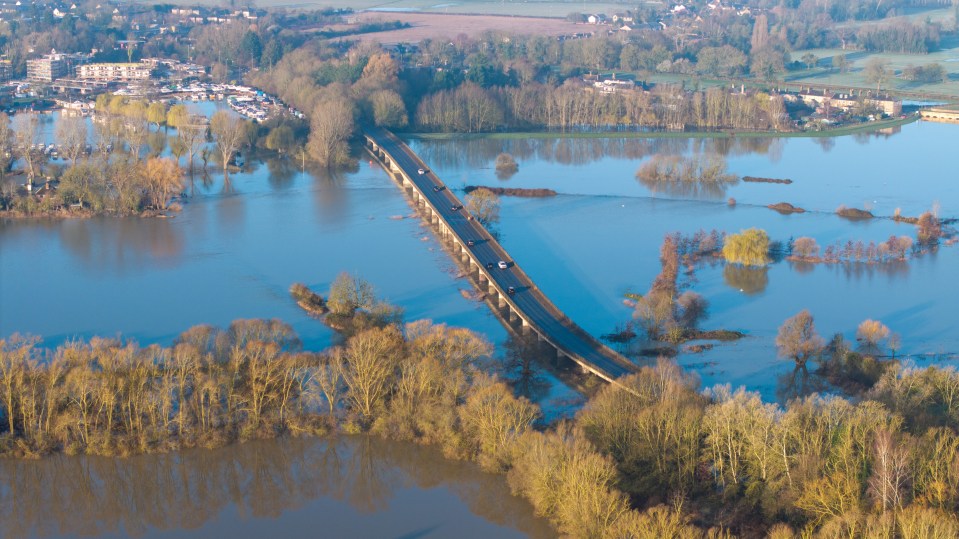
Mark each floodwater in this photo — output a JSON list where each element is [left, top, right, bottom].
[[2, 115, 956, 402], [408, 120, 959, 399], [0, 106, 580, 417], [0, 435, 554, 539], [2, 110, 955, 536]]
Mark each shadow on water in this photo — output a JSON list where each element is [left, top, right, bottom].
[[0, 436, 554, 539]]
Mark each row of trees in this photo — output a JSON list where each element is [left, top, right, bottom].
[[0, 111, 186, 214], [791, 236, 917, 264], [632, 235, 710, 342], [415, 83, 790, 133], [4, 295, 959, 536], [250, 45, 406, 166]]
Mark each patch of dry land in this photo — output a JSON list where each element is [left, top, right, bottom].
[[343, 12, 585, 43]]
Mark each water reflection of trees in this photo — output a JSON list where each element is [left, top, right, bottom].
[[500, 334, 551, 403], [0, 436, 553, 539], [636, 173, 738, 200], [776, 365, 828, 403], [57, 217, 185, 273], [409, 136, 786, 170], [723, 265, 769, 295], [825, 260, 910, 281]]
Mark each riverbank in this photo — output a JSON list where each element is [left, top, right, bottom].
[[404, 113, 920, 141], [0, 207, 178, 220], [5, 320, 959, 537]]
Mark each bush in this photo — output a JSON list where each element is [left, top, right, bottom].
[[290, 283, 327, 315], [494, 153, 519, 176], [836, 206, 874, 220], [916, 211, 942, 245], [792, 237, 819, 258]]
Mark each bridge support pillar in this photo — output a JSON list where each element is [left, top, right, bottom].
[[498, 293, 507, 310], [508, 308, 519, 325]]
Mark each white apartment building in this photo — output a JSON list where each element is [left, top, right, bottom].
[[77, 63, 151, 82]]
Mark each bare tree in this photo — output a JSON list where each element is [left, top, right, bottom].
[[123, 118, 149, 159], [140, 158, 184, 210], [339, 326, 404, 422], [178, 116, 209, 176], [868, 429, 910, 512], [0, 113, 14, 179], [12, 114, 44, 185], [857, 319, 891, 353], [307, 98, 354, 167], [210, 111, 248, 177], [775, 310, 825, 368], [465, 187, 500, 227], [56, 115, 88, 163], [864, 58, 891, 93]]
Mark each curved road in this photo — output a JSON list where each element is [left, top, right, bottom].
[[366, 126, 634, 382]]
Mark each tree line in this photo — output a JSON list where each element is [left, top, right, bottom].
[[0, 109, 185, 216], [4, 313, 959, 536]]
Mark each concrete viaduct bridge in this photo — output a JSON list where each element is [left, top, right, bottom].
[[363, 126, 635, 384]]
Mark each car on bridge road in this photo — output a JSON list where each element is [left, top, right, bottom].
[[507, 286, 515, 296], [467, 240, 475, 246], [417, 168, 426, 175], [451, 205, 462, 211], [486, 262, 494, 270], [432, 185, 444, 192], [498, 260, 508, 269]]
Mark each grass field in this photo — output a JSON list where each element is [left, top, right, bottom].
[[787, 7, 959, 98], [787, 42, 959, 99]]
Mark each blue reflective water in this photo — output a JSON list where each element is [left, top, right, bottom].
[[408, 121, 959, 399], [3, 119, 956, 403], [0, 160, 504, 349], [0, 435, 554, 539]]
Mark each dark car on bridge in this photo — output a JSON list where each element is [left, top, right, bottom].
[[486, 262, 494, 270], [467, 240, 475, 247], [507, 286, 515, 296], [451, 205, 462, 211], [432, 185, 444, 192]]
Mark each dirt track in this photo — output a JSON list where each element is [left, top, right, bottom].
[[347, 12, 588, 43]]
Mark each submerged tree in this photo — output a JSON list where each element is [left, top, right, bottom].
[[465, 187, 500, 227], [775, 310, 825, 368], [210, 111, 249, 177], [723, 228, 770, 267]]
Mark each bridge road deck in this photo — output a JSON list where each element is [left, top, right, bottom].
[[363, 126, 635, 384]]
